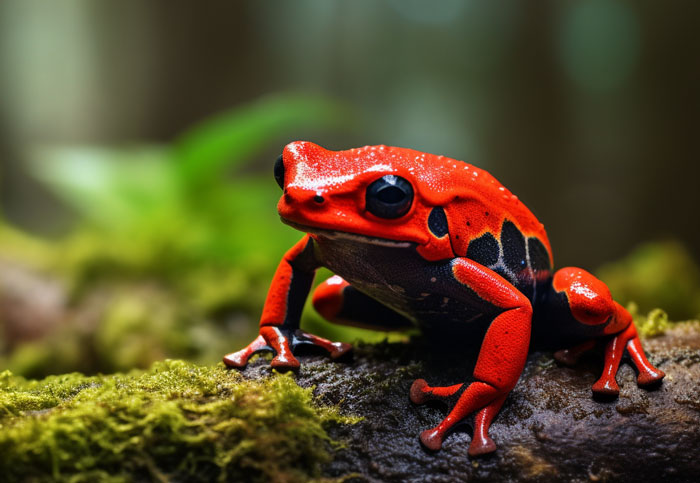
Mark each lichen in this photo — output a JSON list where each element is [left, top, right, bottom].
[[507, 445, 558, 479], [0, 360, 354, 482]]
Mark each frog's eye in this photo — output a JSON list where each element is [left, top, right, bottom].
[[365, 175, 414, 219], [274, 154, 285, 189]]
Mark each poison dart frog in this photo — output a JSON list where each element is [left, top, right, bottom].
[[224, 141, 665, 456]]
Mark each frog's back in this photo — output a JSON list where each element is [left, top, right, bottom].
[[414, 151, 554, 302]]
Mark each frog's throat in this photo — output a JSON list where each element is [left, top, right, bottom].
[[281, 218, 415, 248]]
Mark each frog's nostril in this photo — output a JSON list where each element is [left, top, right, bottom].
[[274, 154, 285, 189]]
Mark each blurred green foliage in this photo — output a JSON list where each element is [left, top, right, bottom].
[[0, 360, 356, 482], [630, 305, 672, 338], [597, 241, 700, 321], [2, 95, 699, 378], [29, 95, 350, 276], [0, 94, 396, 377]]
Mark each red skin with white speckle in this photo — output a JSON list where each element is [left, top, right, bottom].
[[224, 141, 665, 456]]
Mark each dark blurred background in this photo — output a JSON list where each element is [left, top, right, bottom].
[[1, 0, 698, 266], [0, 0, 699, 376]]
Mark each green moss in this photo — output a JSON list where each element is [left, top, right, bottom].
[[0, 221, 53, 270], [597, 241, 700, 320], [0, 360, 353, 482], [630, 304, 673, 338]]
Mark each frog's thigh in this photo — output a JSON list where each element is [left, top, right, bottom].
[[312, 275, 413, 331], [451, 258, 532, 388]]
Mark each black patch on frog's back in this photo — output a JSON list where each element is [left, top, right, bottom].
[[466, 232, 500, 267], [501, 221, 527, 273], [527, 236, 551, 271], [428, 206, 449, 238], [464, 220, 552, 305]]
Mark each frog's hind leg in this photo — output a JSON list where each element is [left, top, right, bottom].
[[312, 275, 414, 331], [411, 379, 508, 456], [552, 267, 665, 395], [411, 258, 533, 455]]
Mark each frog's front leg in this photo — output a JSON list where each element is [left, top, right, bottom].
[[223, 235, 351, 369], [410, 258, 532, 456]]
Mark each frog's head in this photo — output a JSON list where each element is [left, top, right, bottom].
[[274, 141, 454, 260]]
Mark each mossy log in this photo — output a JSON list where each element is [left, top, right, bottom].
[[242, 322, 700, 482], [1, 323, 698, 482]]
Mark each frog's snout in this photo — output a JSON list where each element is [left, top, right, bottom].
[[282, 187, 327, 209]]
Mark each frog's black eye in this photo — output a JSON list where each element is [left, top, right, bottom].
[[365, 175, 414, 219], [274, 154, 285, 189]]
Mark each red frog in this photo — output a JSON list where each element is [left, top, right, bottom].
[[224, 141, 665, 456]]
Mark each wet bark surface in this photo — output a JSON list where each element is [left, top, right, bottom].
[[241, 324, 700, 483]]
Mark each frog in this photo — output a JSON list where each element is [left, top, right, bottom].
[[223, 141, 665, 456]]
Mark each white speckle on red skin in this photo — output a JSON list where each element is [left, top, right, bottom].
[[327, 275, 345, 285], [571, 281, 598, 300], [280, 141, 552, 257]]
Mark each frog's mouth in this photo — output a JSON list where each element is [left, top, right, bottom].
[[281, 218, 415, 248]]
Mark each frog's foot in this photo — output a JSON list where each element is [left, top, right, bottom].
[[554, 340, 596, 366], [592, 316, 665, 396], [294, 330, 353, 360], [223, 334, 271, 368], [410, 379, 464, 405], [627, 335, 665, 386], [413, 383, 506, 456], [414, 381, 503, 453], [410, 379, 466, 451], [469, 394, 507, 456], [223, 326, 351, 370]]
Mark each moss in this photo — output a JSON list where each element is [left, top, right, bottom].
[[597, 241, 700, 320], [631, 304, 673, 338], [0, 221, 53, 270], [0, 360, 353, 482]]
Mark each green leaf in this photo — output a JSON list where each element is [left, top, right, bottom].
[[27, 146, 175, 228], [174, 94, 351, 189]]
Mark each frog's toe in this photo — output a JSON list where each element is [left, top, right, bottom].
[[626, 335, 665, 387], [270, 353, 301, 370], [553, 339, 595, 366], [409, 379, 464, 405], [468, 434, 497, 457], [592, 377, 620, 396], [223, 335, 269, 368], [294, 330, 353, 360], [328, 341, 353, 359], [636, 368, 665, 387], [222, 351, 247, 368], [553, 349, 576, 366], [419, 427, 444, 451], [410, 379, 430, 404]]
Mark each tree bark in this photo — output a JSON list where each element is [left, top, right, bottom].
[[242, 323, 700, 482]]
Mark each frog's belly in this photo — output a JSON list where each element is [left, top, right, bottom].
[[313, 236, 499, 328]]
